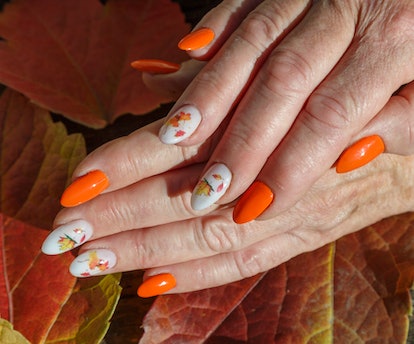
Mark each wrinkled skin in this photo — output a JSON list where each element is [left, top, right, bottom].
[[53, 0, 414, 293]]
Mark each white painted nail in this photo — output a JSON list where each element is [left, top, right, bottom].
[[69, 249, 117, 277], [191, 163, 232, 211], [159, 105, 201, 144], [42, 219, 93, 255]]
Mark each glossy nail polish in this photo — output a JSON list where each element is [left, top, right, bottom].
[[42, 219, 93, 255], [131, 59, 180, 74], [233, 181, 274, 224], [69, 249, 116, 277], [191, 163, 232, 211], [336, 135, 385, 173], [159, 105, 201, 144], [178, 28, 215, 51], [60, 170, 109, 207], [137, 273, 176, 298]]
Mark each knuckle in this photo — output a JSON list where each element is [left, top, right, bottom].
[[301, 90, 353, 134], [195, 216, 242, 254], [232, 246, 270, 279], [258, 48, 313, 101]]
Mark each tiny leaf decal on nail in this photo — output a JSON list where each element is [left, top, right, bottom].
[[42, 220, 93, 255], [69, 249, 116, 277], [191, 163, 232, 211], [159, 105, 201, 144]]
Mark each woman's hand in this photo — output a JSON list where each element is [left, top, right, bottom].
[[43, 115, 414, 296], [154, 0, 414, 222]]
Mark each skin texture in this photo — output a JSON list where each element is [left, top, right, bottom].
[[49, 0, 414, 294]]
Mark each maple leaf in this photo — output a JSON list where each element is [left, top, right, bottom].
[[58, 234, 77, 251], [195, 179, 214, 197], [174, 130, 186, 137], [0, 0, 189, 128]]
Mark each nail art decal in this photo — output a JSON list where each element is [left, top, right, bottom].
[[191, 163, 232, 211], [42, 220, 93, 255], [69, 249, 116, 277], [159, 105, 201, 144]]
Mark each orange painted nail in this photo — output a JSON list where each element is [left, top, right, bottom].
[[137, 273, 176, 298], [336, 135, 385, 173], [60, 170, 109, 207], [130, 59, 180, 74], [178, 27, 215, 51], [233, 181, 274, 224]]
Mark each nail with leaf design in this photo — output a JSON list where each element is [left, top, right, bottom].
[[42, 219, 93, 255], [159, 105, 201, 144], [191, 163, 232, 211], [69, 249, 116, 277]]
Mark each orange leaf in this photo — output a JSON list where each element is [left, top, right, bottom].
[[0, 0, 189, 128]]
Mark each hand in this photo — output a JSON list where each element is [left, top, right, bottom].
[[154, 0, 414, 222], [43, 115, 414, 296]]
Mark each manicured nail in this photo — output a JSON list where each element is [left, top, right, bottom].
[[69, 249, 116, 277], [60, 170, 109, 207], [137, 273, 176, 298], [178, 28, 215, 51], [131, 59, 180, 74], [159, 105, 201, 144], [336, 135, 385, 173], [42, 220, 93, 255], [233, 181, 274, 224], [191, 163, 232, 211]]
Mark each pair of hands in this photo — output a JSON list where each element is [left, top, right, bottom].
[[44, 0, 414, 296]]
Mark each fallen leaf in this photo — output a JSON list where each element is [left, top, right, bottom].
[[0, 318, 30, 344], [0, 0, 189, 128], [0, 88, 122, 343], [0, 214, 76, 343], [141, 214, 414, 343], [0, 88, 86, 229]]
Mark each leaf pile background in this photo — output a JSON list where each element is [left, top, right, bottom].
[[0, 0, 412, 343]]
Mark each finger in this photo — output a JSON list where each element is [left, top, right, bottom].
[[59, 118, 220, 207], [179, 0, 264, 60], [44, 164, 212, 254], [189, 1, 355, 210], [232, 2, 414, 221], [158, 0, 310, 146], [356, 81, 414, 156]]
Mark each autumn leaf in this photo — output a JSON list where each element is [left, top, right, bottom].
[[195, 179, 214, 197], [0, 318, 30, 344], [0, 0, 189, 128], [0, 89, 86, 230], [0, 214, 77, 344], [140, 214, 414, 343], [0, 88, 122, 343]]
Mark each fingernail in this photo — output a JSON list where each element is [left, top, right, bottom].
[[233, 181, 274, 224], [191, 163, 232, 211], [137, 273, 176, 298], [159, 105, 201, 144], [336, 135, 385, 173], [60, 170, 109, 207], [69, 249, 116, 277], [42, 220, 93, 255], [178, 27, 215, 51], [131, 59, 180, 74]]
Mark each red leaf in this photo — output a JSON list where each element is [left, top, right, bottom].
[[141, 214, 414, 343], [0, 0, 189, 128], [0, 214, 76, 343]]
